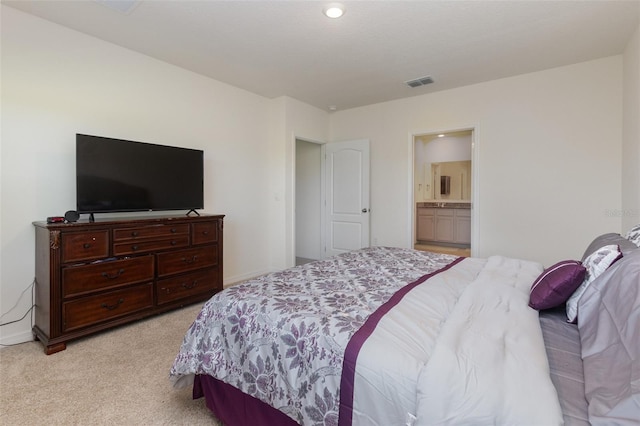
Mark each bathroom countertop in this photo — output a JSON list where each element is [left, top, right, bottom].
[[417, 201, 471, 209]]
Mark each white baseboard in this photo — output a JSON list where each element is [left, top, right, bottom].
[[0, 330, 35, 347], [223, 268, 276, 288]]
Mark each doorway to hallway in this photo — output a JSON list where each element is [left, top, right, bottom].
[[294, 138, 371, 266], [295, 139, 322, 266]]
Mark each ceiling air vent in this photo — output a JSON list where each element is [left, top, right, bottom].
[[405, 76, 434, 88]]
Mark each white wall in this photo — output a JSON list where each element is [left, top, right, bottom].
[[0, 6, 274, 344], [423, 134, 472, 163], [330, 57, 624, 266], [622, 24, 640, 233], [278, 97, 329, 269]]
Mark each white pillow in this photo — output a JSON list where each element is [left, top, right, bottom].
[[566, 244, 622, 323], [625, 224, 640, 247]]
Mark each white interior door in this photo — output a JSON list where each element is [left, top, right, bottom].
[[324, 139, 370, 257]]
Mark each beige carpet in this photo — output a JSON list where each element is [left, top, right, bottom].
[[0, 303, 223, 425]]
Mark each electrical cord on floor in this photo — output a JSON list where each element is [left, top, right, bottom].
[[0, 280, 35, 347]]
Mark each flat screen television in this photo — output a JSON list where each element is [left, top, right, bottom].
[[76, 134, 204, 219]]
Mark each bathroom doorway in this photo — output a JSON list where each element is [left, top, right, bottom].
[[412, 130, 474, 257]]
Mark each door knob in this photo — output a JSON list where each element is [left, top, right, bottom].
[[362, 208, 369, 213]]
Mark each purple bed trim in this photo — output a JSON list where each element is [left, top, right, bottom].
[[194, 374, 298, 426], [337, 256, 465, 426]]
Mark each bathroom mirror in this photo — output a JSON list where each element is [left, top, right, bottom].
[[427, 160, 471, 200]]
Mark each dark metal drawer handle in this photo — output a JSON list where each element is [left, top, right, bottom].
[[102, 269, 124, 280], [202, 230, 209, 235], [101, 298, 124, 311], [181, 280, 198, 290], [171, 228, 177, 233], [182, 256, 198, 264], [170, 240, 177, 246], [83, 237, 97, 249], [131, 231, 139, 237], [131, 245, 139, 251]]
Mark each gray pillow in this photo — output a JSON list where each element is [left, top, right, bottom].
[[581, 233, 638, 262], [578, 249, 640, 425]]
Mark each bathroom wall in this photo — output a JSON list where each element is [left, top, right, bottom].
[[415, 132, 472, 201]]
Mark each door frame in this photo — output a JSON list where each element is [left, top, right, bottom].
[[294, 138, 325, 264], [292, 136, 326, 268], [408, 125, 480, 257]]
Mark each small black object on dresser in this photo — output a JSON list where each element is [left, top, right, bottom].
[[32, 214, 224, 354], [64, 210, 80, 223]]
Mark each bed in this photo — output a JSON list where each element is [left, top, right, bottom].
[[170, 230, 640, 425]]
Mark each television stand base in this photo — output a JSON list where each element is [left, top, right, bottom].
[[186, 209, 200, 217], [88, 213, 95, 222]]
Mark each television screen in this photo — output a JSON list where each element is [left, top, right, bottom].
[[76, 134, 204, 215]]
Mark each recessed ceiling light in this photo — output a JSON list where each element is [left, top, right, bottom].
[[328, 105, 337, 111], [323, 3, 345, 19], [438, 134, 445, 138]]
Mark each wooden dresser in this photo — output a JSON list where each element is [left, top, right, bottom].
[[32, 214, 224, 354]]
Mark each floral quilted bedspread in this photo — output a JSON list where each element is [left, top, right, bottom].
[[170, 246, 457, 425]]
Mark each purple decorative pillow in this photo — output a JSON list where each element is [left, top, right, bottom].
[[529, 260, 586, 310]]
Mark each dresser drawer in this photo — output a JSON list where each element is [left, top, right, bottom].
[[62, 283, 153, 332], [62, 256, 154, 298], [113, 224, 189, 241], [157, 245, 218, 277], [192, 221, 219, 245], [62, 230, 110, 263], [156, 268, 220, 305], [113, 236, 190, 256]]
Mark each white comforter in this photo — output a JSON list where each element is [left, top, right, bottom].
[[347, 256, 564, 426]]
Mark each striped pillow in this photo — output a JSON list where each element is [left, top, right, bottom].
[[566, 244, 623, 323], [625, 224, 640, 247]]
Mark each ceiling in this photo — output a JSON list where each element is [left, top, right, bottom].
[[3, 0, 639, 111]]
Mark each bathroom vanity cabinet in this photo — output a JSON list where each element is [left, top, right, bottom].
[[416, 204, 470, 245]]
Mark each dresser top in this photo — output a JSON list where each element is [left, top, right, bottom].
[[33, 213, 225, 229]]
